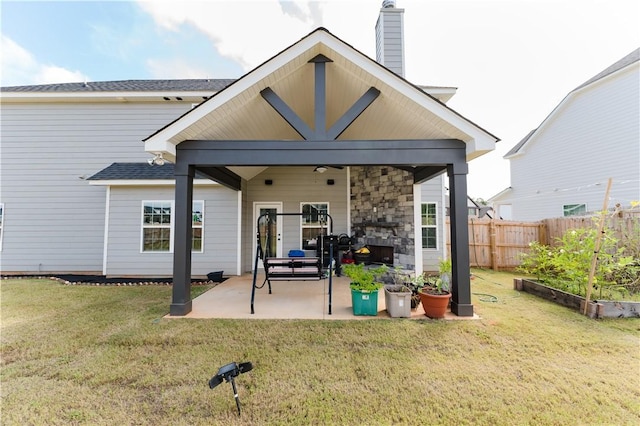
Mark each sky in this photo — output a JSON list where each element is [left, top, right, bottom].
[[1, 0, 639, 199]]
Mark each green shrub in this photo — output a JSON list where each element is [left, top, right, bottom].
[[518, 226, 639, 300]]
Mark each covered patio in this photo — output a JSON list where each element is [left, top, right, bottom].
[[144, 28, 498, 318], [166, 274, 479, 320]]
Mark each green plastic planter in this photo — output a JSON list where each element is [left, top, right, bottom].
[[351, 289, 379, 316]]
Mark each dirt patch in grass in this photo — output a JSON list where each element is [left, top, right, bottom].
[[1, 271, 639, 425]]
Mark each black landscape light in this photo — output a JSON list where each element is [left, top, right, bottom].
[[208, 361, 253, 415]]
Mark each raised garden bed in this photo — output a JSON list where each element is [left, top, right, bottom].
[[514, 278, 640, 319]]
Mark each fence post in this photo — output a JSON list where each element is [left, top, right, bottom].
[[490, 219, 498, 270]]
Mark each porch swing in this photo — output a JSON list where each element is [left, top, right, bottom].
[[250, 212, 335, 315]]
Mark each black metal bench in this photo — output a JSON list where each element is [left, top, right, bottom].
[[263, 257, 323, 282]]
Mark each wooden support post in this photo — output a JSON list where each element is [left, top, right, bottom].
[[583, 178, 612, 315]]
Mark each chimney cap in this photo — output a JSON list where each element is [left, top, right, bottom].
[[382, 0, 396, 8]]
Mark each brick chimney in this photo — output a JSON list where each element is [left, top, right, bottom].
[[375, 0, 405, 77]]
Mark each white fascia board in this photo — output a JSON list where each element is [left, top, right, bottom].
[[145, 140, 177, 162], [327, 36, 498, 156], [416, 85, 457, 103], [88, 179, 219, 186], [143, 32, 328, 154], [506, 61, 639, 160]]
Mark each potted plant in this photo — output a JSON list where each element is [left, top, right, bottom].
[[418, 259, 452, 319], [383, 266, 412, 318], [407, 272, 426, 310], [342, 263, 387, 316]]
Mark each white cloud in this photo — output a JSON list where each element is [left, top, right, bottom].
[[146, 57, 215, 79], [1, 35, 89, 86], [137, 0, 328, 71]]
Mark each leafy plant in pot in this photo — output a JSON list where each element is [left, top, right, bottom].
[[419, 259, 452, 319], [388, 266, 426, 310], [343, 263, 388, 316], [383, 266, 413, 318]]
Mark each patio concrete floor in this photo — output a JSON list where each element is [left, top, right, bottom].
[[165, 273, 479, 320]]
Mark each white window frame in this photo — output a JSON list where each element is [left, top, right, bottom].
[[421, 202, 438, 250], [140, 200, 204, 253], [141, 200, 174, 253], [563, 203, 587, 217], [300, 202, 330, 249]]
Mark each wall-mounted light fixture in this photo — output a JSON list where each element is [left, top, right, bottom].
[[314, 166, 328, 173], [147, 153, 165, 166]]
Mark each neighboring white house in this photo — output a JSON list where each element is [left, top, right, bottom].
[[0, 3, 496, 284], [490, 48, 640, 222]]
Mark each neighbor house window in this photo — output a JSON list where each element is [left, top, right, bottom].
[[0, 203, 4, 251], [301, 202, 329, 249], [421, 203, 438, 249], [141, 201, 204, 252], [563, 204, 586, 217]]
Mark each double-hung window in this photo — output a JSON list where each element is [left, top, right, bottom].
[[421, 202, 438, 249], [141, 201, 204, 252], [301, 202, 329, 249]]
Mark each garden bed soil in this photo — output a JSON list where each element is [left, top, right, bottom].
[[514, 278, 640, 319]]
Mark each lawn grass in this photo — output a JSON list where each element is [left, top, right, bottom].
[[1, 270, 639, 425]]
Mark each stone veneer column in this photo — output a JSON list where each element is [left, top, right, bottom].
[[350, 166, 415, 270]]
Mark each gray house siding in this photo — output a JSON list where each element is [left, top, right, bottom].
[[104, 184, 239, 277], [502, 61, 639, 221], [375, 6, 405, 77], [0, 101, 194, 273], [421, 175, 447, 272], [242, 167, 349, 272]]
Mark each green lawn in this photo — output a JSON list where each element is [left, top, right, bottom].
[[1, 270, 639, 425]]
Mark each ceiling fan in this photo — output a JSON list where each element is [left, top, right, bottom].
[[313, 165, 344, 173]]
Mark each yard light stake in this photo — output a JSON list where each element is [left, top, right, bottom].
[[208, 361, 253, 415]]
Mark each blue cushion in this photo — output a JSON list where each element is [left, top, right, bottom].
[[288, 250, 305, 257]]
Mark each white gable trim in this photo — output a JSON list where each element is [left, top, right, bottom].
[[505, 59, 639, 160], [144, 29, 498, 162]]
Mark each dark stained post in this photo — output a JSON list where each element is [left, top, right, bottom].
[[448, 162, 474, 316], [171, 161, 195, 316], [309, 54, 332, 139]]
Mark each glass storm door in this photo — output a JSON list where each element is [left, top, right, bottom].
[[253, 203, 283, 268]]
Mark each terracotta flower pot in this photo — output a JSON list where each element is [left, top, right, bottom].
[[418, 290, 451, 319]]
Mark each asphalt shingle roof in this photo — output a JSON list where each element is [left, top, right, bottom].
[[88, 163, 177, 180], [88, 162, 214, 181], [1, 79, 236, 92]]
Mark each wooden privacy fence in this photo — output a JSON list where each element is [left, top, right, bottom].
[[446, 212, 638, 270]]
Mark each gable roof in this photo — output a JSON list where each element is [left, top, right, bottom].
[[144, 27, 498, 162], [505, 48, 639, 158]]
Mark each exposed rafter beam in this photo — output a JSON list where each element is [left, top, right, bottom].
[[178, 139, 466, 167], [261, 56, 380, 142], [194, 166, 241, 191], [413, 165, 447, 184], [260, 87, 313, 140], [309, 54, 333, 140], [327, 87, 380, 140]]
